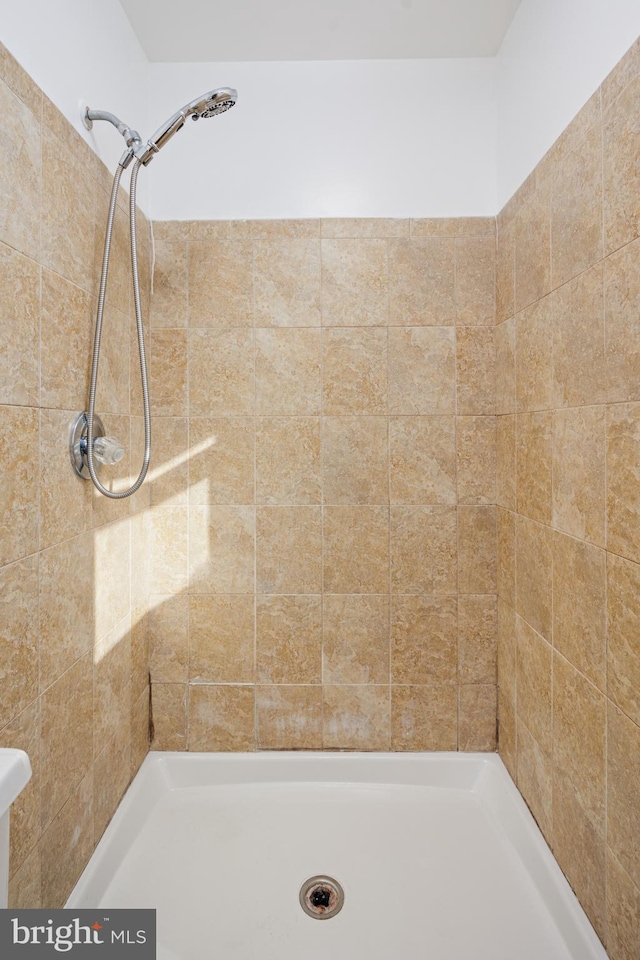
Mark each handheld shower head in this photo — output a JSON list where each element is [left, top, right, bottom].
[[135, 87, 237, 165]]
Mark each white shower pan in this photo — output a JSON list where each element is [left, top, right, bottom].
[[67, 752, 607, 960]]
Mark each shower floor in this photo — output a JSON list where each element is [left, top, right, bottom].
[[67, 753, 606, 960]]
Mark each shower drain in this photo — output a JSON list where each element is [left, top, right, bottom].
[[299, 876, 344, 920]]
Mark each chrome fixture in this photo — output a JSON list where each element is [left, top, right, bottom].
[[69, 413, 124, 480], [74, 87, 237, 498], [299, 876, 345, 920]]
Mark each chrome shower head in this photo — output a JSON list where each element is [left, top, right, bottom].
[[135, 87, 238, 165]]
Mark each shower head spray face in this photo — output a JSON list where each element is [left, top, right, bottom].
[[188, 88, 238, 120]]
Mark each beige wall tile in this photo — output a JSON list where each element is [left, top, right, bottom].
[[554, 654, 606, 828], [459, 684, 497, 750], [388, 327, 455, 414], [553, 406, 606, 547], [606, 851, 640, 960], [130, 609, 149, 701], [516, 297, 553, 412], [496, 218, 515, 324], [553, 264, 606, 407], [323, 327, 387, 415], [255, 239, 321, 327], [257, 417, 320, 504], [458, 505, 497, 595], [410, 217, 495, 239], [0, 555, 38, 730], [498, 690, 517, 779], [458, 595, 497, 684], [189, 328, 254, 417], [1, 405, 39, 563], [321, 239, 388, 326], [391, 685, 457, 751], [497, 597, 516, 700], [189, 684, 255, 751], [40, 655, 92, 828], [516, 516, 552, 640], [496, 317, 515, 414], [0, 42, 42, 116], [323, 218, 409, 238], [93, 519, 131, 641], [605, 237, 640, 403], [391, 505, 457, 594], [149, 239, 188, 328], [517, 721, 553, 838], [516, 615, 552, 752], [514, 182, 551, 312], [496, 414, 516, 511], [0, 78, 41, 261], [516, 411, 553, 524], [0, 243, 40, 406], [456, 326, 495, 416], [604, 75, 640, 256], [390, 416, 456, 505], [188, 240, 253, 326], [148, 594, 188, 683], [149, 505, 188, 595], [457, 416, 496, 505], [323, 595, 389, 684], [551, 121, 603, 287], [257, 505, 321, 594], [256, 595, 322, 684], [41, 129, 95, 294], [148, 418, 189, 506], [229, 219, 320, 240], [40, 772, 93, 908], [94, 626, 131, 757], [324, 685, 390, 750], [324, 506, 389, 594], [607, 402, 640, 564], [256, 686, 322, 749], [189, 595, 254, 683], [389, 239, 455, 326], [256, 328, 321, 415], [553, 772, 606, 940], [497, 508, 515, 608], [130, 685, 150, 776], [150, 683, 187, 751], [607, 553, 640, 727], [150, 329, 188, 416], [324, 416, 388, 504], [455, 238, 496, 326], [391, 595, 457, 684], [553, 533, 606, 690], [8, 845, 41, 909], [189, 417, 254, 505], [190, 505, 255, 594], [94, 730, 131, 847], [39, 533, 93, 691]]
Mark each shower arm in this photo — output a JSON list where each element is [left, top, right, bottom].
[[82, 107, 142, 167]]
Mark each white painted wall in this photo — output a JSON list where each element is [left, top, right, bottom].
[[497, 0, 640, 207], [146, 58, 496, 220], [0, 0, 149, 207]]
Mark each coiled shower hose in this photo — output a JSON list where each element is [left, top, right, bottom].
[[86, 159, 151, 498]]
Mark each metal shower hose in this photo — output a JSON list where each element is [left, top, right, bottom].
[[86, 159, 151, 498]]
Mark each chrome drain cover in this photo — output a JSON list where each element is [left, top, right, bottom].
[[299, 876, 344, 920]]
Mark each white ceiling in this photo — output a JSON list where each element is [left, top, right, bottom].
[[119, 0, 523, 62]]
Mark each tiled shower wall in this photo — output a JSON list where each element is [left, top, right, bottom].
[[0, 43, 152, 908], [496, 36, 640, 960], [147, 217, 498, 753]]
